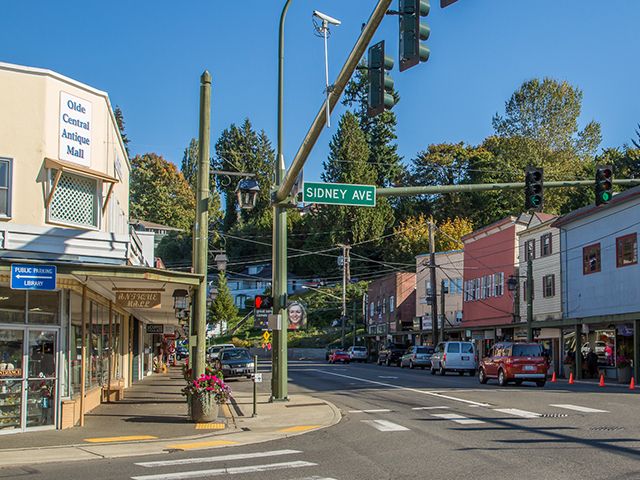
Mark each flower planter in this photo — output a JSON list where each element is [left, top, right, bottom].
[[617, 365, 632, 384], [189, 393, 220, 423]]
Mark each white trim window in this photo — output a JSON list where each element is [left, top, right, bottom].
[[48, 169, 101, 229], [483, 275, 491, 299], [474, 278, 481, 300], [389, 295, 395, 313], [493, 272, 504, 296], [0, 158, 12, 218]]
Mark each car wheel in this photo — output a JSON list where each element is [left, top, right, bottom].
[[498, 369, 507, 387], [421, 366, 425, 370], [536, 380, 546, 388], [515, 380, 523, 386], [430, 367, 436, 375], [458, 371, 464, 376], [478, 368, 488, 384], [439, 365, 446, 376], [346, 360, 350, 364], [469, 370, 476, 376], [409, 361, 415, 369]]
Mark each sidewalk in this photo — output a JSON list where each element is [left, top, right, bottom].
[[0, 367, 341, 467]]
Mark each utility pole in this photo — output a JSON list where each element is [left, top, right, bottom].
[[428, 222, 438, 345], [440, 279, 446, 343], [339, 244, 350, 349], [192, 71, 211, 380], [352, 301, 357, 348], [526, 258, 533, 341]]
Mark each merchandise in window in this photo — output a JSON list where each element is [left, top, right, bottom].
[[616, 233, 637, 268], [583, 243, 601, 274]]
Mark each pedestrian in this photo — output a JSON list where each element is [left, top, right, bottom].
[[586, 348, 598, 378]]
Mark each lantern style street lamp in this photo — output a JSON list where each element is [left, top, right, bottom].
[[237, 178, 260, 210]]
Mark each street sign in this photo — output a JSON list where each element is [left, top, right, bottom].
[[254, 373, 263, 383], [10, 264, 57, 291], [302, 182, 376, 207], [254, 309, 271, 330]]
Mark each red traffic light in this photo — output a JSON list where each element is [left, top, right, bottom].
[[254, 295, 273, 310], [255, 296, 262, 309]]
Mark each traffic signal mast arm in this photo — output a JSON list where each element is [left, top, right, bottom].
[[375, 178, 640, 197]]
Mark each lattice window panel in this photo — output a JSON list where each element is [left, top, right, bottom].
[[49, 170, 98, 227]]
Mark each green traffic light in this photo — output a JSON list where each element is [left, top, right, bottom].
[[602, 192, 611, 202], [530, 195, 541, 207]]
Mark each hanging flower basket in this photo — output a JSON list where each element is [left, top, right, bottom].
[[182, 373, 231, 423]]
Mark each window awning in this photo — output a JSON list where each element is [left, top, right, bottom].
[[44, 158, 119, 215]]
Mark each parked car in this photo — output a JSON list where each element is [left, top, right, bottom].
[[377, 345, 405, 367], [430, 341, 477, 376], [347, 346, 368, 362], [219, 348, 254, 379], [400, 345, 434, 369], [328, 350, 350, 364], [175, 345, 188, 361], [478, 342, 547, 387], [207, 343, 235, 361]]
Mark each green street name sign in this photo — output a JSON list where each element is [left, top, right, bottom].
[[302, 182, 376, 207]]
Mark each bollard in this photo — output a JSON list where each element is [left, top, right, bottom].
[[252, 355, 258, 417]]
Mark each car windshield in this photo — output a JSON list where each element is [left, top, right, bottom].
[[210, 346, 223, 353], [335, 351, 347, 355], [221, 350, 251, 360], [415, 347, 433, 354], [353, 347, 366, 351], [512, 345, 543, 357], [461, 343, 474, 354]]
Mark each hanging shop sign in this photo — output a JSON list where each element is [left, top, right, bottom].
[[116, 291, 161, 309]]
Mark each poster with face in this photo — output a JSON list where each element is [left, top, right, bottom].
[[287, 302, 306, 330]]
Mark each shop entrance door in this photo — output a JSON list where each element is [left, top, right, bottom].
[[24, 329, 57, 430]]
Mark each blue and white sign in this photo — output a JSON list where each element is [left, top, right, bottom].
[[10, 264, 57, 291]]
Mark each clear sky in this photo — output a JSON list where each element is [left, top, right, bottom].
[[3, 1, 639, 182]]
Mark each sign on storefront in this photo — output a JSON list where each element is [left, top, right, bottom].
[[146, 324, 174, 335], [10, 264, 57, 291], [116, 291, 161, 309]]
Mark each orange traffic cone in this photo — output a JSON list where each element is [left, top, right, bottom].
[[630, 377, 635, 390], [599, 373, 605, 387], [551, 371, 557, 383], [568, 372, 574, 384]]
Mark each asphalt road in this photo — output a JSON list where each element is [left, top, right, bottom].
[[6, 361, 640, 480]]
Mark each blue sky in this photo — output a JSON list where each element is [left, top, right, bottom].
[[2, 1, 639, 182]]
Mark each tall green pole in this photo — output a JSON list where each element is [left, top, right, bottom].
[[272, 0, 293, 401], [526, 258, 533, 342], [193, 71, 211, 379]]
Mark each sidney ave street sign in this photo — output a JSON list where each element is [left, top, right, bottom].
[[302, 182, 376, 207]]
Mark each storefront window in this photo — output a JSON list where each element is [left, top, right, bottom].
[[0, 289, 26, 324], [27, 291, 59, 325], [0, 330, 23, 378]]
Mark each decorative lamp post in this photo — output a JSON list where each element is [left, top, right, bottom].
[[236, 179, 260, 210], [173, 289, 189, 311], [214, 253, 228, 272]]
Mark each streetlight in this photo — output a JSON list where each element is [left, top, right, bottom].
[[214, 253, 228, 272], [236, 178, 260, 210]]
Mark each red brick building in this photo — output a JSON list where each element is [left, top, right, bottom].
[[461, 215, 528, 355]]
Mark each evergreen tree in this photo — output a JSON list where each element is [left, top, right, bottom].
[[210, 271, 238, 330], [114, 106, 130, 156], [180, 138, 199, 192]]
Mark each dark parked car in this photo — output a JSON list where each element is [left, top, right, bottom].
[[377, 345, 405, 367], [175, 346, 188, 361], [220, 348, 255, 379]]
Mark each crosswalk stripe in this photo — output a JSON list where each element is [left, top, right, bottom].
[[412, 406, 450, 410], [131, 461, 317, 480], [431, 413, 485, 425], [550, 404, 609, 413], [348, 409, 391, 413], [361, 419, 410, 431], [493, 408, 541, 419], [135, 449, 302, 468]]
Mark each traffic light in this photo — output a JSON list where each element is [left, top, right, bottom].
[[254, 295, 273, 310], [368, 40, 395, 117], [595, 165, 613, 206], [399, 0, 431, 72], [524, 167, 544, 212]]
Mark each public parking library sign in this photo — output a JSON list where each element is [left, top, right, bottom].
[[115, 291, 162, 309]]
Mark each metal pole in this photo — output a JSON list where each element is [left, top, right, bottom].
[[440, 279, 446, 343], [340, 244, 347, 349], [275, 0, 393, 202], [513, 268, 521, 324], [193, 71, 211, 379], [323, 21, 330, 128], [428, 222, 439, 345], [252, 355, 258, 417], [526, 258, 533, 342], [352, 302, 357, 348], [376, 179, 640, 198]]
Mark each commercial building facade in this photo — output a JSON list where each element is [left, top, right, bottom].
[[0, 62, 201, 434]]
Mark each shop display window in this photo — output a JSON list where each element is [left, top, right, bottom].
[[27, 291, 59, 325], [0, 380, 22, 431], [0, 330, 23, 378], [0, 289, 26, 324]]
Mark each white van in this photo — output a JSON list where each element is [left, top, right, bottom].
[[430, 341, 477, 376]]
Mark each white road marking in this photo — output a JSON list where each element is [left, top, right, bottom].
[[550, 404, 609, 413], [493, 408, 541, 419], [314, 369, 491, 407], [288, 477, 338, 480], [348, 409, 391, 413], [411, 406, 450, 410], [378, 376, 398, 379], [361, 419, 410, 431], [135, 449, 301, 468], [431, 413, 485, 425], [131, 461, 317, 480]]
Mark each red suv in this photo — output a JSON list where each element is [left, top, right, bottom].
[[479, 342, 548, 387]]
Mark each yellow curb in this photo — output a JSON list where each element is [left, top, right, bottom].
[[278, 425, 321, 433], [195, 422, 226, 430], [166, 440, 238, 450], [84, 435, 157, 443]]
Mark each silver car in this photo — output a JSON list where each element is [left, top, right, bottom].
[[400, 345, 434, 369], [430, 341, 477, 376], [347, 346, 368, 362]]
